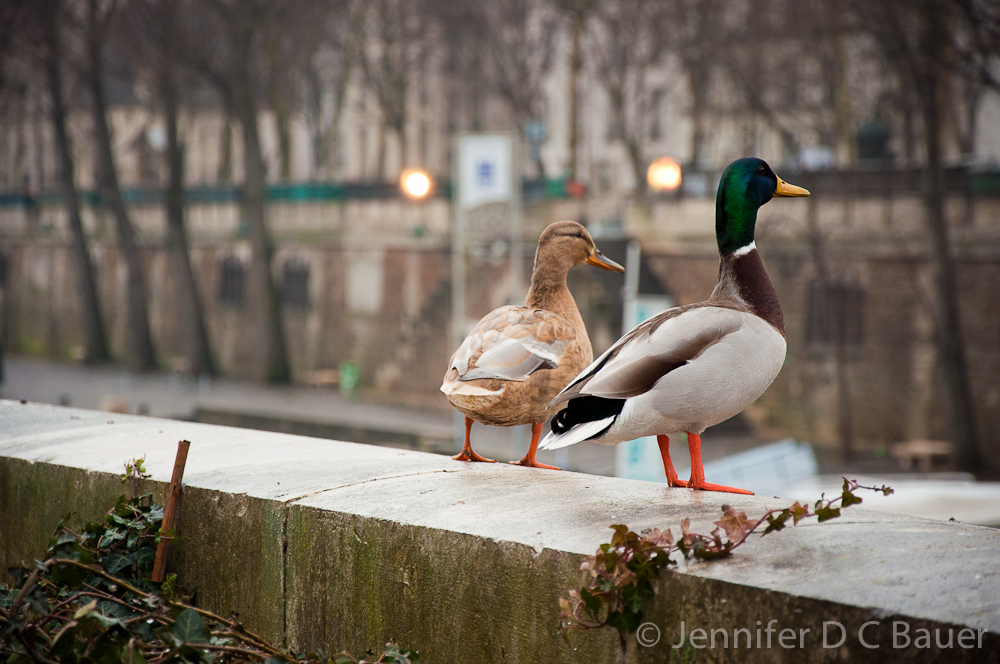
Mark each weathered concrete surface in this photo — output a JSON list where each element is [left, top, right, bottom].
[[1, 400, 998, 662]]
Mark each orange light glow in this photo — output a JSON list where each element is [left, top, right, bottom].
[[401, 168, 432, 199], [647, 157, 682, 192]]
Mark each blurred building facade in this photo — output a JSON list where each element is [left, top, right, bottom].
[[1, 0, 999, 472]]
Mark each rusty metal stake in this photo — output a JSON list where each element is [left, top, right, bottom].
[[152, 439, 190, 583]]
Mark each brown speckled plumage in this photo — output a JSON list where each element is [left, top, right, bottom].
[[442, 306, 592, 426], [441, 221, 622, 429]]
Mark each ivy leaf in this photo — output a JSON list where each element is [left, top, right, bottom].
[[382, 643, 421, 663], [53, 531, 78, 547], [763, 512, 789, 534], [82, 522, 108, 544], [840, 479, 863, 507], [74, 599, 99, 619], [145, 504, 165, 526], [789, 502, 809, 525], [103, 550, 134, 574], [620, 582, 654, 615], [841, 490, 863, 507], [607, 608, 643, 634], [109, 512, 133, 527], [99, 527, 126, 549], [51, 555, 92, 587], [579, 588, 603, 617], [132, 547, 156, 571], [713, 505, 758, 543], [98, 600, 136, 620], [88, 610, 126, 630], [8, 566, 30, 587], [815, 505, 841, 523], [642, 527, 673, 548], [170, 607, 209, 644], [25, 588, 51, 616]]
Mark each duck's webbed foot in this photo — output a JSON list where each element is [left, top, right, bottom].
[[452, 448, 497, 463], [452, 416, 497, 463], [510, 422, 561, 470], [685, 432, 754, 495], [687, 479, 754, 495]]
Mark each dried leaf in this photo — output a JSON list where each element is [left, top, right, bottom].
[[713, 505, 758, 543], [789, 502, 809, 525]]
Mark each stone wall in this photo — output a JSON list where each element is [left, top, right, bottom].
[[2, 402, 998, 663]]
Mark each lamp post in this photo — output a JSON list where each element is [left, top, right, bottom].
[[400, 167, 433, 236]]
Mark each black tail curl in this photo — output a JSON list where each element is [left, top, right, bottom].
[[551, 395, 626, 435]]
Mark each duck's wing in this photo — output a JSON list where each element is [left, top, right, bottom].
[[550, 304, 744, 405], [448, 306, 574, 383]]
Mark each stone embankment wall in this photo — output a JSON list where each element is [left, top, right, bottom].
[[2, 402, 998, 662]]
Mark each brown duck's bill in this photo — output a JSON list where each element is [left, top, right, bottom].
[[773, 175, 810, 197], [587, 251, 625, 272]]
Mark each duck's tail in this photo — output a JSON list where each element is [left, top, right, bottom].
[[538, 395, 624, 451]]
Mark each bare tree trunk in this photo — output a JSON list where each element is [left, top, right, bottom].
[[43, 0, 109, 363], [687, 65, 707, 168], [85, 0, 155, 371], [568, 12, 582, 180], [376, 120, 386, 180], [232, 35, 290, 383], [269, 86, 292, 180], [395, 119, 408, 169], [626, 139, 645, 196], [160, 8, 215, 376], [304, 66, 326, 178], [217, 104, 233, 182], [833, 36, 853, 164], [918, 17, 982, 473]]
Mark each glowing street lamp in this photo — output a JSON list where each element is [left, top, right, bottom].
[[401, 167, 433, 200], [647, 156, 682, 193]]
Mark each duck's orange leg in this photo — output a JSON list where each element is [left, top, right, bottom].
[[452, 416, 496, 463], [656, 435, 688, 487], [686, 432, 754, 495], [511, 422, 561, 470]]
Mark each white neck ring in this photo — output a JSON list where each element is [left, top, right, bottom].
[[730, 241, 756, 258]]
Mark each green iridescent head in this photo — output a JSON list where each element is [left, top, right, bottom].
[[715, 157, 809, 255]]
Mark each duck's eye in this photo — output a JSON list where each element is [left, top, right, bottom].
[[756, 166, 766, 174]]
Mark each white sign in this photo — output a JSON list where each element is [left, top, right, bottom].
[[458, 134, 512, 209], [616, 294, 676, 483]]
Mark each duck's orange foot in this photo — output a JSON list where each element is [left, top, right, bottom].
[[452, 449, 497, 463], [510, 457, 561, 470], [508, 421, 561, 469], [667, 477, 689, 488], [689, 480, 754, 495]]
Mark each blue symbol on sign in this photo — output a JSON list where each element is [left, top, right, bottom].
[[477, 161, 494, 187]]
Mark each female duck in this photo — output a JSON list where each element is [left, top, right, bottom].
[[539, 158, 809, 494], [442, 220, 624, 468]]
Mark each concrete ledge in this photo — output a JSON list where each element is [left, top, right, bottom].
[[1, 400, 997, 663], [192, 406, 451, 452]]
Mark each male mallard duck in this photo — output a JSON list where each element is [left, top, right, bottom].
[[539, 158, 809, 494], [442, 220, 625, 468]]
